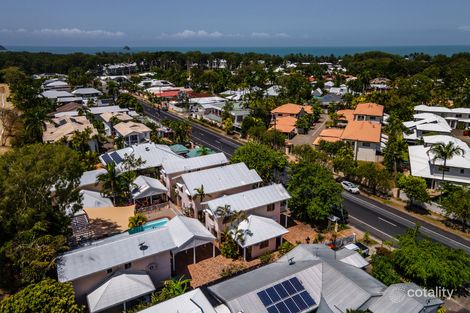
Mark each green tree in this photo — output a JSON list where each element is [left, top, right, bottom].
[[288, 161, 343, 225], [21, 106, 51, 144], [97, 162, 120, 203], [193, 184, 208, 203], [295, 114, 313, 133], [427, 142, 465, 186], [231, 142, 288, 182], [441, 184, 470, 231], [393, 225, 470, 290], [0, 278, 84, 313], [370, 254, 402, 285], [128, 213, 148, 229], [223, 117, 233, 134], [397, 175, 430, 208]]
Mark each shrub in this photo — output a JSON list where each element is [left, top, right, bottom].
[[220, 235, 239, 259], [278, 241, 295, 256], [220, 264, 245, 278], [260, 252, 273, 264]]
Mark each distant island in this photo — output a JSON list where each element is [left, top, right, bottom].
[[0, 45, 7, 51], [123, 46, 130, 51]]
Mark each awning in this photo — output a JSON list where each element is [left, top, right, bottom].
[[87, 272, 155, 313]]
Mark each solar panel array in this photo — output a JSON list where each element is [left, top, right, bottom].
[[110, 151, 123, 164], [257, 277, 316, 313], [101, 154, 113, 165]]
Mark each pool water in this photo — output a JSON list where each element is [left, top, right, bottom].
[[142, 218, 169, 231]]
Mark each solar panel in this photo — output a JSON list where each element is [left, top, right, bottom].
[[257, 277, 316, 313], [110, 151, 123, 164], [101, 154, 113, 165]]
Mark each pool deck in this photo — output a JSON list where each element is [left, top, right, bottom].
[[142, 202, 182, 221]]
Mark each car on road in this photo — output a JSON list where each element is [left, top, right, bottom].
[[341, 181, 360, 194]]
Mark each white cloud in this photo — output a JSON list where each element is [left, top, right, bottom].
[[0, 28, 125, 37], [159, 29, 241, 39], [275, 32, 290, 38], [251, 32, 271, 38], [458, 25, 470, 32]]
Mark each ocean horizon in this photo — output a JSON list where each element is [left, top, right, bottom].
[[3, 45, 470, 56]]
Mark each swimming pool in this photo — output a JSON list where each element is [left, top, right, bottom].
[[142, 217, 169, 231]]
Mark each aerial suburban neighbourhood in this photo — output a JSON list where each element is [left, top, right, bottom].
[[0, 2, 469, 313]]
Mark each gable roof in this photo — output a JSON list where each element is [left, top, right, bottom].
[[139, 288, 218, 313], [271, 103, 304, 115], [100, 111, 133, 123], [81, 190, 114, 209], [180, 163, 262, 196], [270, 116, 298, 133], [162, 152, 229, 175], [57, 216, 213, 282], [72, 87, 102, 95], [79, 169, 107, 188], [233, 215, 289, 248], [202, 184, 290, 215], [131, 175, 168, 199]]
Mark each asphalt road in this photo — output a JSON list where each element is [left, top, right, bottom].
[[140, 100, 241, 156], [139, 97, 469, 253], [342, 191, 470, 254]]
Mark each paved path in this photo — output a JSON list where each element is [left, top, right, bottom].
[[288, 114, 328, 146]]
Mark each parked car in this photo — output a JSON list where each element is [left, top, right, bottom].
[[341, 181, 360, 194]]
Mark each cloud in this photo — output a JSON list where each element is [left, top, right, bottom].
[[0, 28, 125, 37], [458, 25, 470, 32], [251, 32, 290, 38], [158, 29, 242, 39]]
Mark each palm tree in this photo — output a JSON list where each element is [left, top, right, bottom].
[[215, 204, 231, 218], [128, 213, 147, 228], [427, 142, 465, 185], [97, 162, 120, 203], [23, 107, 50, 143], [193, 184, 209, 203]]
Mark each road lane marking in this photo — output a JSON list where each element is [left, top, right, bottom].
[[349, 215, 397, 241], [343, 192, 470, 251], [378, 217, 397, 227]]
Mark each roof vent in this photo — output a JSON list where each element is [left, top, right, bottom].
[[145, 147, 150, 151], [288, 257, 295, 265]]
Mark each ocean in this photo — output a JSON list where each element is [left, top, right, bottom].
[[3, 45, 470, 56]]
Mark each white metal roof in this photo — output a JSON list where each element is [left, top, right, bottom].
[[139, 288, 217, 313], [41, 90, 73, 99], [233, 215, 288, 248], [80, 169, 107, 187], [202, 184, 290, 215], [180, 162, 262, 196], [81, 190, 114, 209], [335, 248, 369, 268], [422, 135, 470, 152], [87, 272, 155, 313], [72, 87, 103, 95], [57, 216, 213, 282], [131, 175, 168, 199], [90, 105, 129, 115], [162, 152, 228, 175]]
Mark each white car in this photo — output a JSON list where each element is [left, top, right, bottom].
[[341, 181, 360, 194]]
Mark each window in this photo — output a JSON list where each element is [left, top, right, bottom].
[[125, 262, 132, 269], [259, 240, 270, 249], [106, 268, 113, 274], [267, 203, 275, 212], [460, 169, 465, 174], [438, 166, 450, 172], [280, 200, 287, 209]]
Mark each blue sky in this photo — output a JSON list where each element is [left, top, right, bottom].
[[1, 0, 470, 46]]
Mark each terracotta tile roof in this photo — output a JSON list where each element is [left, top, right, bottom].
[[313, 128, 344, 145], [271, 103, 303, 115], [302, 105, 313, 114], [43, 116, 97, 143], [353, 103, 384, 117], [269, 116, 297, 133], [337, 109, 354, 122], [313, 136, 341, 145], [341, 121, 382, 143]]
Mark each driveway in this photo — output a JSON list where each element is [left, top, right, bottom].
[[288, 114, 329, 146]]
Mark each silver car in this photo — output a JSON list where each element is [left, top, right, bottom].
[[341, 181, 360, 194]]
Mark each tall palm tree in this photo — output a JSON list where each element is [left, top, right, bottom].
[[97, 162, 120, 203], [23, 107, 50, 143], [193, 184, 209, 203], [128, 213, 147, 229], [427, 142, 465, 185]]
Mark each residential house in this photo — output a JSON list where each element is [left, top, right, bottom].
[[113, 121, 151, 146], [79, 169, 107, 191], [318, 93, 343, 111], [72, 87, 103, 100], [103, 62, 138, 75], [403, 113, 452, 142], [270, 115, 298, 139], [205, 244, 442, 313], [54, 102, 84, 115], [353, 102, 384, 123], [175, 162, 262, 219], [41, 90, 74, 102], [202, 184, 290, 238], [42, 78, 70, 91], [408, 144, 470, 188], [192, 98, 250, 131], [138, 79, 175, 89], [99, 143, 183, 173], [100, 111, 134, 136], [160, 153, 229, 199], [43, 116, 98, 151], [414, 104, 470, 130], [56, 96, 84, 106], [57, 216, 215, 312], [138, 288, 217, 313], [271, 103, 312, 119]]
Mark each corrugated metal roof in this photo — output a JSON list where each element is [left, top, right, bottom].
[[202, 184, 290, 214], [80, 169, 107, 187], [336, 248, 369, 268], [180, 163, 262, 196], [369, 283, 443, 313], [162, 153, 228, 175], [131, 175, 167, 199], [81, 190, 114, 209], [57, 216, 213, 282], [87, 272, 155, 313], [139, 288, 217, 313], [234, 215, 288, 248]]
